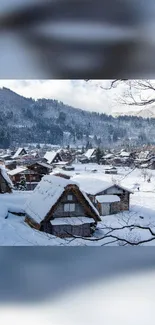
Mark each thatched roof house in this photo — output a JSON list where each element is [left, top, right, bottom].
[[72, 175, 133, 216], [43, 151, 62, 165], [25, 175, 101, 237], [0, 166, 13, 193], [12, 148, 27, 159]]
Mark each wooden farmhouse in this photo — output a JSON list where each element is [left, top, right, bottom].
[[72, 175, 133, 216], [43, 151, 62, 165], [12, 148, 27, 160], [100, 153, 114, 165], [27, 162, 52, 177], [59, 149, 74, 163], [8, 166, 41, 190], [25, 175, 101, 237], [105, 167, 118, 175], [0, 166, 13, 193], [80, 148, 97, 163]]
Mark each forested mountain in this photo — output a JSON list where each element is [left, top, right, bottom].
[[0, 87, 155, 148]]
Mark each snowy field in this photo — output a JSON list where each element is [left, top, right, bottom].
[[1, 163, 155, 245]]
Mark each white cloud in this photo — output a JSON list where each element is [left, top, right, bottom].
[[0, 79, 126, 115]]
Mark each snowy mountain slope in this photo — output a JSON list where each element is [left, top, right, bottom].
[[0, 87, 34, 127], [1, 87, 155, 147]]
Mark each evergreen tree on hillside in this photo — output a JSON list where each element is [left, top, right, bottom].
[[96, 147, 103, 164], [86, 141, 92, 150]]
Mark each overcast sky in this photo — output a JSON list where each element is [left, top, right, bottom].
[[0, 79, 130, 115]]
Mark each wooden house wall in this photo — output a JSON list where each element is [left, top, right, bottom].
[[52, 192, 86, 218], [96, 194, 130, 216], [28, 164, 50, 176], [105, 186, 124, 195], [111, 192, 130, 212], [11, 172, 41, 184], [41, 221, 93, 237], [89, 186, 130, 216], [41, 188, 97, 237]]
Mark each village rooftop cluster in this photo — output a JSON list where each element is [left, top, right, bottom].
[[0, 144, 139, 239], [1, 140, 155, 244]]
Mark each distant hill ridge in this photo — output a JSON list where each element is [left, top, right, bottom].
[[0, 87, 155, 148]]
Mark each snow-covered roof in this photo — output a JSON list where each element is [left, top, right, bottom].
[[25, 175, 74, 223], [0, 154, 11, 159], [72, 175, 133, 195], [53, 161, 68, 165], [72, 175, 113, 195], [50, 168, 71, 178], [0, 166, 13, 188], [102, 153, 113, 159], [12, 148, 26, 159], [25, 175, 100, 224], [119, 151, 130, 157], [29, 161, 52, 169], [105, 166, 117, 170], [50, 216, 95, 226], [117, 184, 134, 194], [84, 149, 96, 159], [138, 151, 149, 160], [8, 167, 27, 176], [96, 195, 120, 203], [44, 151, 59, 164], [31, 152, 38, 157], [38, 162, 52, 168]]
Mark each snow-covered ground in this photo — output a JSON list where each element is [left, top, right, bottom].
[[1, 163, 155, 245]]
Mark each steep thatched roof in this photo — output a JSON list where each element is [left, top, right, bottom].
[[25, 175, 101, 225]]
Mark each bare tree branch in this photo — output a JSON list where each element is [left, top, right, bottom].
[[118, 80, 155, 106], [65, 223, 155, 246], [87, 79, 155, 107]]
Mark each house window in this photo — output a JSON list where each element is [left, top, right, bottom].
[[64, 203, 75, 212], [67, 194, 73, 201]]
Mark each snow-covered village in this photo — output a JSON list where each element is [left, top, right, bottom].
[[0, 79, 155, 246], [0, 144, 155, 246]]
